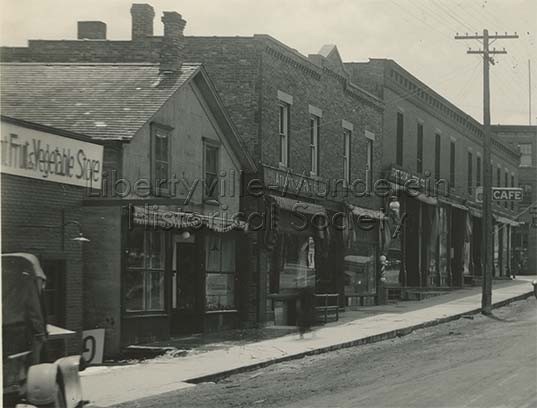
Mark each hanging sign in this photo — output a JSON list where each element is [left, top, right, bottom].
[[475, 186, 523, 203]]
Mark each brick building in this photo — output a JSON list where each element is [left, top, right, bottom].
[[346, 59, 521, 293], [0, 117, 104, 354], [1, 13, 257, 355], [492, 125, 537, 275], [0, 4, 387, 323]]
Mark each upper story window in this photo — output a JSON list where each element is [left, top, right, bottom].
[[366, 137, 374, 191], [416, 123, 423, 174], [519, 143, 532, 167], [511, 174, 515, 210], [504, 170, 509, 208], [310, 114, 320, 176], [435, 133, 441, 180], [476, 155, 482, 187], [396, 112, 404, 166], [449, 140, 455, 187], [467, 151, 473, 194], [343, 129, 351, 184], [151, 124, 171, 195], [278, 102, 290, 167], [204, 141, 219, 201]]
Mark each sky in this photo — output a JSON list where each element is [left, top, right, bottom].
[[1, 0, 536, 125]]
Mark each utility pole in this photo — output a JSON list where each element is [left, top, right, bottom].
[[455, 30, 518, 314], [529, 59, 532, 125]]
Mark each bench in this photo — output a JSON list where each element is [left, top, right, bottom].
[[314, 294, 340, 323], [345, 294, 377, 309]]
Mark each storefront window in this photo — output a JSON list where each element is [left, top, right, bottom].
[[279, 233, 316, 290], [344, 242, 376, 296], [205, 234, 236, 310], [437, 207, 449, 286], [125, 229, 166, 312]]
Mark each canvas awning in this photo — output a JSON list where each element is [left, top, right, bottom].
[[131, 205, 247, 232], [348, 204, 386, 220], [438, 196, 468, 211], [388, 182, 438, 206], [269, 195, 326, 215], [494, 215, 520, 227]]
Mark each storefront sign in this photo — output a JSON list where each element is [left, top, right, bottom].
[[388, 167, 426, 189], [475, 186, 523, 203], [263, 165, 328, 195], [0, 121, 103, 189]]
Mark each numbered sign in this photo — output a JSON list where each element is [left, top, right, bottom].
[[82, 328, 105, 365]]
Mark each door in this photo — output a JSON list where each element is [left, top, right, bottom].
[[172, 243, 202, 334]]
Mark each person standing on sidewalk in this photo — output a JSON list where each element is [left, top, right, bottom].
[[296, 286, 315, 339]]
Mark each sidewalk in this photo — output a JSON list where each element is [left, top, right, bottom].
[[82, 277, 536, 407]]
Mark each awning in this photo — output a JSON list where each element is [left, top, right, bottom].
[[388, 182, 438, 206], [469, 207, 482, 218], [438, 196, 468, 211], [494, 215, 520, 227], [348, 204, 386, 220], [270, 195, 326, 215], [131, 206, 247, 232]]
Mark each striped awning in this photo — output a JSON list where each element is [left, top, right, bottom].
[[131, 205, 246, 232], [269, 195, 326, 215]]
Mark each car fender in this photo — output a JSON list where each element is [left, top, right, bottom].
[[25, 363, 59, 406], [55, 356, 84, 408]]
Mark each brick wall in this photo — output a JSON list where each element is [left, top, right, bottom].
[[1, 174, 85, 354], [81, 205, 123, 356]]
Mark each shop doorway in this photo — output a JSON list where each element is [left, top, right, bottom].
[[451, 209, 466, 287], [172, 242, 202, 334]]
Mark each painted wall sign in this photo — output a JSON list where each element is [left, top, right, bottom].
[[0, 121, 103, 189]]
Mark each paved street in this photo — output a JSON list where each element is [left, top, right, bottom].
[[116, 297, 537, 408]]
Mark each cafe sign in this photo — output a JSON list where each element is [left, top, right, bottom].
[[0, 121, 103, 189]]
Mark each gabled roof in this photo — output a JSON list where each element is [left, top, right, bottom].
[[0, 62, 256, 171], [0, 63, 199, 141]]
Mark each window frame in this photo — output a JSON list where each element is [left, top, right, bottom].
[[150, 123, 172, 196], [205, 233, 237, 311], [203, 139, 220, 202], [449, 140, 455, 187], [278, 102, 290, 167], [434, 133, 441, 180], [366, 138, 373, 191], [476, 155, 482, 187], [467, 151, 473, 195], [396, 112, 404, 166], [343, 128, 351, 184], [124, 229, 167, 313], [519, 143, 532, 167], [416, 123, 423, 174], [310, 114, 320, 176]]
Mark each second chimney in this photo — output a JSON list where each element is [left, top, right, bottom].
[[160, 11, 186, 72], [131, 3, 155, 40], [78, 21, 107, 40]]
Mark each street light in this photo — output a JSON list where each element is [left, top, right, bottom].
[[62, 221, 90, 250]]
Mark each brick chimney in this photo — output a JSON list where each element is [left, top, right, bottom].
[[131, 3, 155, 40], [77, 21, 107, 40], [160, 11, 186, 73]]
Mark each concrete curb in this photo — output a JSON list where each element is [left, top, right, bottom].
[[187, 291, 534, 384]]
